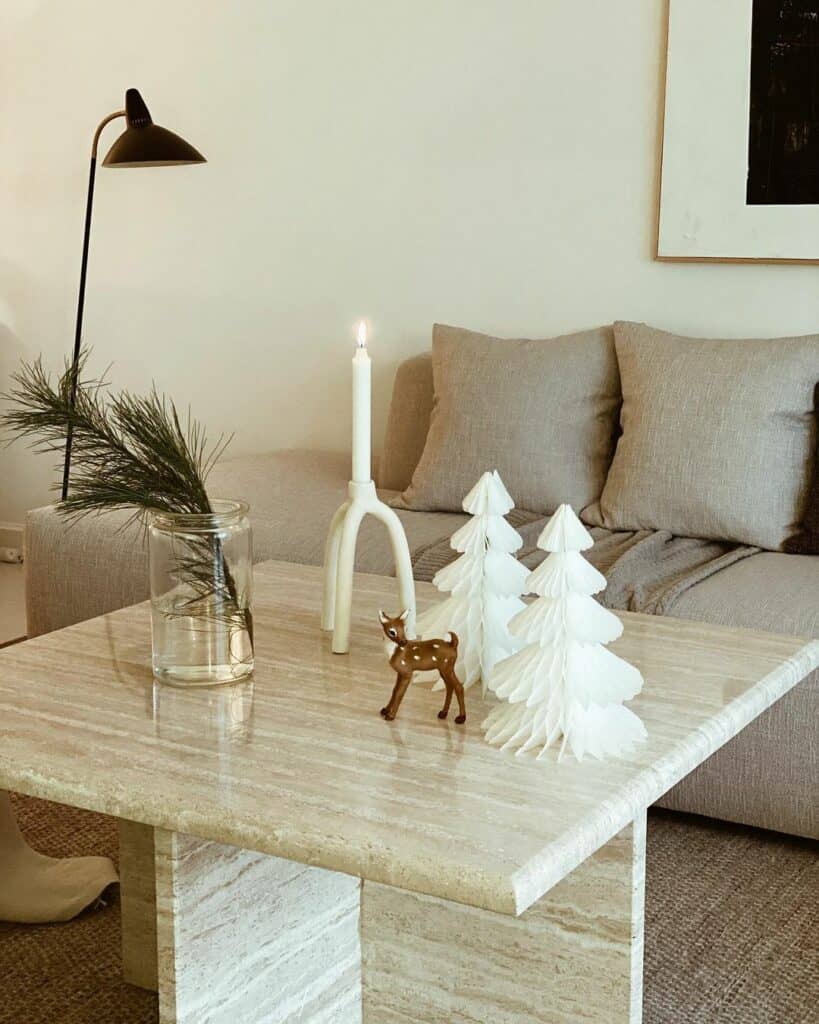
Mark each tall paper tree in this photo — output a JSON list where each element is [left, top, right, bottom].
[[483, 504, 647, 762], [415, 470, 529, 693]]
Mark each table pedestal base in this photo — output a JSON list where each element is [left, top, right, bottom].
[[119, 820, 158, 991], [120, 814, 645, 1024], [362, 814, 645, 1024]]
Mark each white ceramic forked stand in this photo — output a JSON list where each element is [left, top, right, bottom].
[[322, 480, 416, 654]]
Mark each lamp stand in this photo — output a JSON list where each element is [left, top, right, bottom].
[[321, 479, 416, 654], [61, 110, 125, 500]]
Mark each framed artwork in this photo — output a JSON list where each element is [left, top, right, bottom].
[[658, 0, 819, 263]]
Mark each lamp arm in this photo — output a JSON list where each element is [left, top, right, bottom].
[[90, 109, 126, 159], [61, 110, 125, 500]]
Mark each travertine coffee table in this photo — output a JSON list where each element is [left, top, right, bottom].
[[1, 561, 816, 1024]]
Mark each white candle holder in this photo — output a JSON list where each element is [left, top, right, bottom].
[[322, 479, 416, 654]]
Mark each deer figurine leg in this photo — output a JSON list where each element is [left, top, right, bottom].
[[437, 678, 454, 720], [382, 673, 412, 721], [439, 664, 466, 724], [381, 673, 405, 719], [453, 678, 467, 724]]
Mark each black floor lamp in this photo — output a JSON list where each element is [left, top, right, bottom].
[[61, 87, 206, 499]]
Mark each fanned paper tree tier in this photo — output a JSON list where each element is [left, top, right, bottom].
[[526, 550, 606, 598], [483, 504, 647, 763], [538, 503, 596, 552], [510, 594, 624, 647], [483, 698, 647, 762], [415, 471, 529, 693], [489, 638, 644, 708]]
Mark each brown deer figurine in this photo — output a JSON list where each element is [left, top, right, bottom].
[[378, 610, 466, 724]]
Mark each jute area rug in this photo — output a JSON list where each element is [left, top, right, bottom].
[[0, 794, 816, 1024]]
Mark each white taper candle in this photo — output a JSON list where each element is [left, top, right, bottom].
[[323, 318, 417, 650], [352, 321, 371, 483]]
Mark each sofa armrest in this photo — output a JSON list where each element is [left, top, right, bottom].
[[25, 506, 148, 638]]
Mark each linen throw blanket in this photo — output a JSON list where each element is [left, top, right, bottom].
[[412, 510, 760, 617]]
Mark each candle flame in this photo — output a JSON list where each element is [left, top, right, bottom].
[[356, 321, 368, 348]]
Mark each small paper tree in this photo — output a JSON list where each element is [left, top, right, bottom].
[[483, 504, 646, 762], [415, 470, 529, 694]]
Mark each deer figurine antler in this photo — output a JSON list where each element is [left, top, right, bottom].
[[378, 610, 466, 724]]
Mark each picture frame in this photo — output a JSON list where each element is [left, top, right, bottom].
[[657, 0, 819, 264]]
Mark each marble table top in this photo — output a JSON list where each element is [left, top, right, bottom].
[[1, 561, 816, 916]]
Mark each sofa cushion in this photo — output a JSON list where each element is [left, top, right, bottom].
[[658, 551, 819, 838], [672, 550, 819, 642], [397, 323, 620, 514], [378, 353, 434, 492], [585, 321, 819, 550]]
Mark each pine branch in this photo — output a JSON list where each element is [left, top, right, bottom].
[[1, 351, 252, 647]]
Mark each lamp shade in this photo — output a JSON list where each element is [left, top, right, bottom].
[[102, 88, 205, 168]]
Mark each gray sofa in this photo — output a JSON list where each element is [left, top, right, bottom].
[[25, 353, 818, 840]]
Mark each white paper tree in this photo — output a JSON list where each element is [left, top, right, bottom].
[[415, 470, 529, 694], [483, 504, 647, 762]]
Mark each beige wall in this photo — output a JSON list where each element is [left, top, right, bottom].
[[1, 0, 817, 524]]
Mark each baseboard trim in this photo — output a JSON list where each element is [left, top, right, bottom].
[[0, 634, 26, 649]]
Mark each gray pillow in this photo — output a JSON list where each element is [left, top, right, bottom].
[[584, 321, 819, 550], [378, 353, 434, 492], [397, 323, 621, 513]]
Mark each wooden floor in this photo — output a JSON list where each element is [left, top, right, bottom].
[[0, 563, 25, 646]]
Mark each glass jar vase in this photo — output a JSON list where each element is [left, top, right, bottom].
[[148, 500, 254, 686]]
